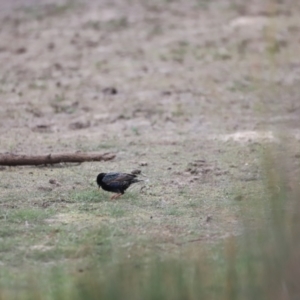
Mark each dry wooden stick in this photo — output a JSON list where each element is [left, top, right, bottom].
[[0, 152, 115, 166]]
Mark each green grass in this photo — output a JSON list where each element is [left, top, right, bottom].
[[0, 147, 298, 300], [7, 208, 50, 223], [72, 189, 106, 203], [18, 1, 79, 20], [164, 207, 183, 216]]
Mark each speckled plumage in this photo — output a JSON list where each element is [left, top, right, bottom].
[[96, 172, 141, 200]]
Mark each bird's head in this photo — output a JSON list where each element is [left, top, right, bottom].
[[96, 173, 106, 187]]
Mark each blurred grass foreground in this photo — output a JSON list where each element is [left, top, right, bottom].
[[1, 148, 300, 300]]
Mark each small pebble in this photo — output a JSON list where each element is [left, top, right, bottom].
[[103, 87, 118, 95], [15, 47, 27, 54], [38, 186, 53, 192], [234, 195, 243, 201], [206, 215, 212, 223], [131, 169, 141, 175]]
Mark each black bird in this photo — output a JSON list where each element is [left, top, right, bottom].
[[96, 172, 142, 200]]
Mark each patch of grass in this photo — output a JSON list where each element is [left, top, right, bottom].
[[228, 79, 255, 93], [27, 247, 74, 262], [172, 103, 186, 117], [7, 208, 50, 224], [0, 225, 19, 238], [95, 60, 108, 70], [87, 225, 121, 245], [72, 189, 106, 203], [103, 204, 126, 218], [212, 47, 232, 60], [105, 17, 129, 32], [96, 142, 117, 150], [121, 191, 141, 203], [164, 207, 182, 216], [148, 24, 163, 38], [0, 240, 15, 253], [73, 141, 118, 152], [196, 0, 210, 9], [50, 95, 79, 114], [178, 187, 190, 197], [170, 41, 189, 63], [0, 145, 299, 300], [84, 20, 101, 31], [28, 82, 47, 90], [184, 199, 200, 208], [84, 17, 128, 33], [266, 39, 287, 55], [19, 1, 79, 20], [54, 94, 65, 103], [131, 126, 140, 136]]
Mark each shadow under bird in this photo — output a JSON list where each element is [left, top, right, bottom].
[[96, 172, 142, 200]]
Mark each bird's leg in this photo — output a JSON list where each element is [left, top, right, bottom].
[[114, 193, 122, 200], [110, 193, 122, 200]]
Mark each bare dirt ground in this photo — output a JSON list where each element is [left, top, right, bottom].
[[0, 0, 300, 273]]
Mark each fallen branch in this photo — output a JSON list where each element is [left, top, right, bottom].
[[0, 152, 115, 166]]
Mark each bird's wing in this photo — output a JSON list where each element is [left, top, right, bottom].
[[103, 172, 136, 184]]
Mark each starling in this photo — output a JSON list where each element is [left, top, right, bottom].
[[96, 172, 142, 200]]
